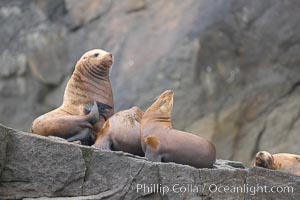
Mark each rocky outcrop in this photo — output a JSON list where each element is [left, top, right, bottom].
[[0, 124, 299, 200], [0, 0, 300, 165]]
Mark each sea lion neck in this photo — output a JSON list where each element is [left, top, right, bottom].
[[141, 115, 172, 129], [141, 109, 172, 129], [61, 61, 114, 115], [271, 157, 280, 170], [142, 90, 174, 129], [76, 60, 110, 81]]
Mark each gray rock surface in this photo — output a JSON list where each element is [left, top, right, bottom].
[[0, 0, 300, 165], [0, 124, 299, 200]]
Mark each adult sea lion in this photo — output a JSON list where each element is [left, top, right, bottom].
[[31, 49, 114, 145], [93, 106, 144, 157], [255, 151, 300, 176], [141, 90, 216, 168]]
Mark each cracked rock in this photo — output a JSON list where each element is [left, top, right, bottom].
[[0, 124, 299, 200]]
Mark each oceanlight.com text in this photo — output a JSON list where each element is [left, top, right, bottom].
[[135, 183, 294, 196]]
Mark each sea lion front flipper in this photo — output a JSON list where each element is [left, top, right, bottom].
[[85, 101, 100, 125], [92, 142, 112, 151], [145, 149, 162, 162], [67, 128, 95, 146], [143, 136, 162, 162]]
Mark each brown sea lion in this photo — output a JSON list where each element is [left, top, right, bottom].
[[93, 106, 144, 157], [254, 151, 300, 176], [141, 90, 216, 168], [31, 49, 114, 145]]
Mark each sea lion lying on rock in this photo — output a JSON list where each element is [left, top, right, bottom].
[[93, 106, 144, 156], [31, 49, 114, 145], [141, 90, 216, 168], [255, 151, 300, 176]]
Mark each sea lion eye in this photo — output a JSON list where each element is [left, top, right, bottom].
[[94, 53, 99, 57]]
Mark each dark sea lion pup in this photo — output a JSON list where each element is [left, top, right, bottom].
[[255, 151, 300, 176], [141, 90, 216, 168], [31, 49, 114, 145], [93, 106, 144, 157]]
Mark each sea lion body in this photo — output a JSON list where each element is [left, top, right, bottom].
[[93, 106, 144, 157], [255, 151, 300, 176], [31, 49, 114, 145], [141, 90, 216, 168]]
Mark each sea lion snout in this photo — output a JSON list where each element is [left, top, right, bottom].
[[159, 90, 174, 109], [255, 151, 274, 168], [162, 90, 174, 101], [161, 90, 174, 96], [159, 90, 173, 103], [102, 52, 114, 67], [255, 157, 263, 166]]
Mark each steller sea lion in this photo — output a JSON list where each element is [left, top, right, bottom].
[[141, 90, 216, 168], [31, 49, 114, 145], [93, 106, 144, 157], [254, 151, 300, 176]]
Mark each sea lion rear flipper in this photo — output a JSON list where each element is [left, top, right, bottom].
[[85, 101, 112, 122], [85, 101, 100, 125], [48, 136, 68, 142], [67, 128, 95, 146], [71, 140, 82, 145]]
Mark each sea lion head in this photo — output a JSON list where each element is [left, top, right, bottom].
[[142, 90, 174, 127], [115, 107, 143, 127], [130, 106, 144, 122], [76, 49, 114, 75], [255, 151, 275, 169]]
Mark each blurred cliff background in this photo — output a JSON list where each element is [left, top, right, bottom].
[[0, 0, 299, 165]]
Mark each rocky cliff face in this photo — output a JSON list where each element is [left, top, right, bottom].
[[0, 0, 300, 165], [0, 124, 299, 200]]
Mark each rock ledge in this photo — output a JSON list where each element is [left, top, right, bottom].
[[0, 124, 299, 200]]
